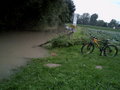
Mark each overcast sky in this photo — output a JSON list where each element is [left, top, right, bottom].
[[72, 0, 120, 22]]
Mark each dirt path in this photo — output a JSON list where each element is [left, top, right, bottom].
[[0, 31, 57, 80]]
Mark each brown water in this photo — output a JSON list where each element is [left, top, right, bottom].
[[0, 31, 57, 80]]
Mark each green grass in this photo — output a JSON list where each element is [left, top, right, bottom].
[[78, 25, 120, 32], [0, 26, 120, 90]]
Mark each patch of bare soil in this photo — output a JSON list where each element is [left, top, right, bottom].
[[44, 63, 61, 68], [95, 65, 103, 69]]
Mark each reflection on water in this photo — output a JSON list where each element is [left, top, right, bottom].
[[0, 31, 56, 80]]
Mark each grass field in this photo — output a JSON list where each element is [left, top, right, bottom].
[[79, 25, 120, 46], [78, 25, 120, 32], [0, 26, 120, 90]]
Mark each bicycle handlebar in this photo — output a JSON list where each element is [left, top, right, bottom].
[[89, 33, 97, 39], [89, 33, 110, 44]]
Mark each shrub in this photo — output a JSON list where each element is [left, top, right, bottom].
[[50, 35, 82, 48]]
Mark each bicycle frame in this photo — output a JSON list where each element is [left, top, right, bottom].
[[90, 36, 107, 55], [92, 38, 100, 47]]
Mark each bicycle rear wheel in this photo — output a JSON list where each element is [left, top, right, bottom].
[[81, 43, 94, 54], [104, 45, 118, 57]]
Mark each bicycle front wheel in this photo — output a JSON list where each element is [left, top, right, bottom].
[[81, 44, 94, 54], [104, 45, 118, 57]]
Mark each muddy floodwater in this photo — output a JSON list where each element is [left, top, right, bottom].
[[0, 31, 57, 80]]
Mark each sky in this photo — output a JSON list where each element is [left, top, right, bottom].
[[72, 0, 120, 23]]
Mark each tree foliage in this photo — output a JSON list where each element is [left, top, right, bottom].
[[89, 13, 98, 25], [96, 20, 107, 27], [0, 0, 75, 30], [77, 13, 90, 25], [108, 19, 119, 28], [77, 13, 120, 29]]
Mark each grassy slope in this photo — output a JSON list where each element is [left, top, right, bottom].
[[0, 26, 120, 90]]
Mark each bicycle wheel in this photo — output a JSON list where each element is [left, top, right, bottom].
[[81, 43, 94, 54], [104, 45, 118, 57]]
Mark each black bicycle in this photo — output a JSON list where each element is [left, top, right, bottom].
[[81, 35, 118, 57]]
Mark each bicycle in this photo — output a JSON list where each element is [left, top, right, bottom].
[[81, 34, 118, 57]]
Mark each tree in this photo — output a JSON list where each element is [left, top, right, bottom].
[[0, 0, 75, 30], [59, 0, 75, 24], [77, 14, 83, 24], [82, 13, 90, 25], [96, 20, 107, 27], [108, 19, 119, 28], [118, 24, 120, 29], [90, 13, 98, 25], [77, 13, 90, 25]]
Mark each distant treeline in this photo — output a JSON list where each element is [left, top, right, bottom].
[[77, 13, 120, 29], [0, 0, 75, 30]]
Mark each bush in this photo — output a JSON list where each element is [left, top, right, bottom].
[[51, 36, 72, 48], [51, 35, 81, 48]]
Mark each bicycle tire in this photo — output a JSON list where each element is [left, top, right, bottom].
[[81, 43, 94, 54], [104, 45, 118, 57]]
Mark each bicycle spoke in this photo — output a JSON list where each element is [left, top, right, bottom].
[[81, 44, 94, 54], [104, 45, 118, 57]]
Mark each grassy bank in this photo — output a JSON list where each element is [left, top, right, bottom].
[[0, 46, 120, 89], [0, 26, 120, 90]]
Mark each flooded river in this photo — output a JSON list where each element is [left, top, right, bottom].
[[0, 31, 57, 80]]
